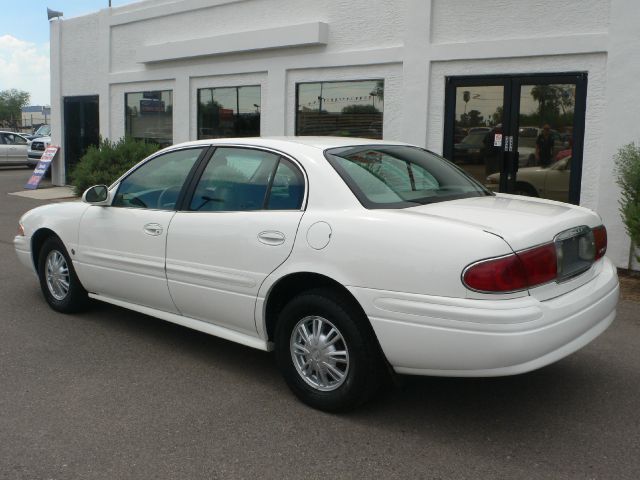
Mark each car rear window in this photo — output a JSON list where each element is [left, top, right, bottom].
[[324, 145, 492, 209]]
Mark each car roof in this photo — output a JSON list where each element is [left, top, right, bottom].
[[173, 136, 412, 151], [0, 131, 27, 136]]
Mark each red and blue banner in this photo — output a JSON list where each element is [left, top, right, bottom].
[[25, 145, 59, 190]]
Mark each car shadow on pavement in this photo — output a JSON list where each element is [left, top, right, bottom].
[[85, 298, 610, 424], [85, 300, 283, 385]]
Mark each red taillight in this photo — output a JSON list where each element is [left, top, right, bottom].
[[593, 225, 607, 260], [463, 243, 557, 293], [463, 254, 528, 293], [518, 243, 558, 286]]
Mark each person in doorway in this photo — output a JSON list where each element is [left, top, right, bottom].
[[536, 124, 555, 167]]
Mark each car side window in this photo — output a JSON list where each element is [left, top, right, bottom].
[[10, 135, 27, 145], [189, 148, 280, 211], [112, 148, 203, 210], [266, 158, 305, 210]]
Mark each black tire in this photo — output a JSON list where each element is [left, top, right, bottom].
[[37, 236, 89, 313], [275, 288, 384, 412]]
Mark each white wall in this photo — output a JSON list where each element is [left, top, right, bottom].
[[50, 0, 639, 269]]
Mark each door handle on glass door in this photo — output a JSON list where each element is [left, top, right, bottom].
[[258, 231, 285, 246], [143, 223, 163, 236]]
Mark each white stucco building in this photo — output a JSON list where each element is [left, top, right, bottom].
[[49, 0, 639, 270]]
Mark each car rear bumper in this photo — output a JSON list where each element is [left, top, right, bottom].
[[349, 257, 619, 377]]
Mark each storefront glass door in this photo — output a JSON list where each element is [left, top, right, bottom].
[[443, 74, 586, 204]]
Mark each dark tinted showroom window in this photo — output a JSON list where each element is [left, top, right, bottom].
[[296, 80, 383, 139], [197, 86, 261, 139], [125, 90, 173, 148]]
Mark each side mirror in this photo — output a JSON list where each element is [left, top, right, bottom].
[[82, 185, 110, 205]]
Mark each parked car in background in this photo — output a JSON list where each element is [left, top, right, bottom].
[[27, 136, 51, 167], [14, 138, 618, 411], [23, 124, 51, 141], [0, 131, 30, 167], [486, 156, 571, 201], [453, 130, 488, 164]]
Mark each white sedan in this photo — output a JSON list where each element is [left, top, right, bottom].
[[14, 137, 619, 411], [0, 131, 30, 166]]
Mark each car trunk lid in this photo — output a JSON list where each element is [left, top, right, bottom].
[[401, 193, 603, 300]]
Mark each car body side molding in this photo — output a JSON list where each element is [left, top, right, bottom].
[[88, 293, 269, 351]]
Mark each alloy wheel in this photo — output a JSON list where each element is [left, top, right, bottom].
[[290, 315, 350, 392]]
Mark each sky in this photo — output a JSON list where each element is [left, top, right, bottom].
[[0, 0, 140, 105]]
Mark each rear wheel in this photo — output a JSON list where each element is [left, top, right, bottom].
[[38, 237, 88, 313], [275, 288, 383, 412]]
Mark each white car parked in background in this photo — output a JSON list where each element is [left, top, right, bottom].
[[0, 131, 30, 167], [14, 137, 619, 411], [27, 135, 51, 168]]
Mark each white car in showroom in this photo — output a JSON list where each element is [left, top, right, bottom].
[[14, 137, 618, 411]]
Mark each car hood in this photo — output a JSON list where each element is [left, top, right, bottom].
[[401, 193, 600, 251]]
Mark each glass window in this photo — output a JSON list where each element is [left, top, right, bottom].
[[197, 86, 261, 139], [190, 148, 280, 211], [296, 80, 384, 139], [2, 133, 27, 145], [325, 145, 491, 209], [266, 158, 305, 210], [9, 134, 27, 145], [113, 148, 203, 209], [125, 90, 173, 148]]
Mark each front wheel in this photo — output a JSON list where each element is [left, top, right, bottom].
[[38, 237, 89, 313], [275, 289, 384, 412]]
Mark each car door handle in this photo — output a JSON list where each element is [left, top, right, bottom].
[[258, 231, 285, 246], [143, 223, 163, 236]]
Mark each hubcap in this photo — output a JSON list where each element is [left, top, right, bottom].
[[290, 316, 349, 392], [45, 250, 70, 301]]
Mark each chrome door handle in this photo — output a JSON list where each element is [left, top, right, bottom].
[[258, 231, 285, 246], [143, 223, 163, 236]]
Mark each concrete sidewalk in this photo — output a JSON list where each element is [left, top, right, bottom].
[[8, 186, 76, 200]]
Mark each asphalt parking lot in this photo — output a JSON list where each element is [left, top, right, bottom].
[[1, 167, 639, 480]]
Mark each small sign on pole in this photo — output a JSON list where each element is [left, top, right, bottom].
[[25, 145, 59, 190]]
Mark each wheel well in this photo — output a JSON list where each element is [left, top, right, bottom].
[[30, 228, 58, 273], [264, 272, 367, 343]]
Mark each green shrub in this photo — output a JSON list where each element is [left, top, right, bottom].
[[70, 137, 161, 196], [614, 142, 640, 268]]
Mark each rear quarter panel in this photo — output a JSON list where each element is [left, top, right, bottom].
[[256, 207, 516, 336]]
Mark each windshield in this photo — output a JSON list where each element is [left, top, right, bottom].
[[34, 125, 51, 137], [325, 145, 492, 209]]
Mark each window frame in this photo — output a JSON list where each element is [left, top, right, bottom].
[[294, 79, 385, 138], [181, 145, 308, 213], [196, 85, 262, 140], [110, 146, 210, 212]]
